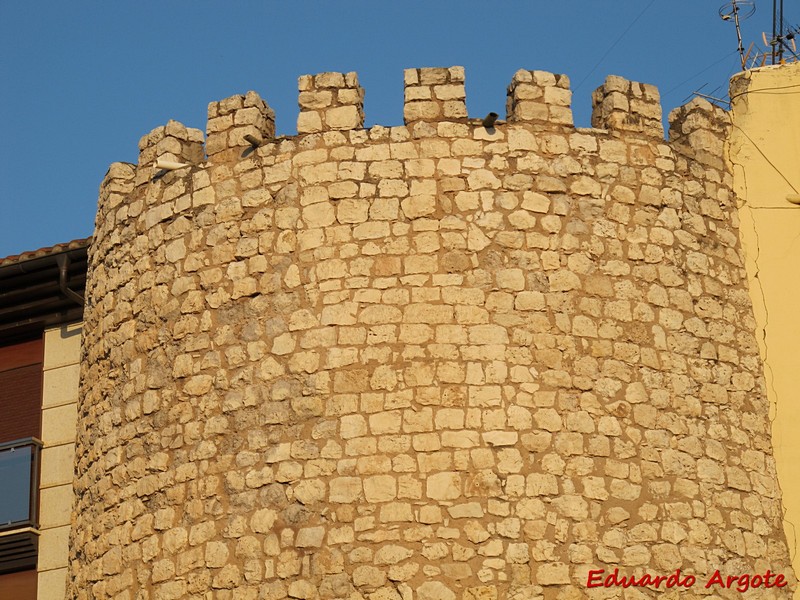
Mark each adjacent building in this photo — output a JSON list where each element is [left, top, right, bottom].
[[730, 60, 800, 589], [0, 240, 87, 599]]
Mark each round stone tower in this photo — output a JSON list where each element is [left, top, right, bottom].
[[68, 68, 796, 599]]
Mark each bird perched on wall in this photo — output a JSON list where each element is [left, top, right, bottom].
[[482, 112, 499, 128]]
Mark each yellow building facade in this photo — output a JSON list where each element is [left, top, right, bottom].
[[730, 61, 800, 595], [38, 323, 82, 600]]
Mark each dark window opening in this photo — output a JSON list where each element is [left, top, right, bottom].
[[0, 337, 43, 580]]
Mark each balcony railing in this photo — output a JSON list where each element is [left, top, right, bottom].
[[0, 438, 42, 533]]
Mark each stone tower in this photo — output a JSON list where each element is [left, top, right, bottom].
[[68, 67, 796, 599]]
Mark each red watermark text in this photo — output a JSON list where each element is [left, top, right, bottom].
[[587, 568, 787, 592]]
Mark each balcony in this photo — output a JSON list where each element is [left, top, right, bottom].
[[0, 438, 41, 574]]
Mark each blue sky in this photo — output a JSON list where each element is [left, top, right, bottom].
[[0, 1, 787, 258]]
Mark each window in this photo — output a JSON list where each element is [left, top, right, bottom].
[[0, 439, 42, 533], [0, 337, 43, 590]]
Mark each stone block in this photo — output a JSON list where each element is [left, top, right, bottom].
[[418, 581, 455, 600], [401, 195, 436, 219], [325, 105, 361, 130], [40, 444, 75, 488], [295, 527, 325, 548], [329, 477, 362, 503], [37, 568, 68, 600], [42, 364, 80, 409], [38, 525, 70, 570], [426, 472, 462, 500], [364, 475, 397, 502], [44, 323, 82, 370], [297, 110, 323, 134], [299, 90, 333, 109], [536, 563, 570, 585], [39, 484, 74, 529]]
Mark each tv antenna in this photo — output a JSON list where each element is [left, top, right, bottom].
[[766, 0, 800, 63], [720, 0, 757, 68]]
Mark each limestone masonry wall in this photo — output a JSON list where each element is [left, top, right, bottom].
[[70, 67, 796, 600]]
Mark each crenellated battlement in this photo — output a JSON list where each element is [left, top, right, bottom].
[[298, 71, 364, 135], [403, 66, 467, 136], [206, 91, 276, 161], [135, 120, 203, 185], [506, 69, 573, 127], [591, 75, 663, 139], [112, 66, 731, 189], [668, 96, 730, 171]]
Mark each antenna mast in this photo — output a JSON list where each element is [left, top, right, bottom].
[[772, 0, 778, 62], [771, 0, 786, 61], [720, 0, 757, 69], [770, 0, 800, 63]]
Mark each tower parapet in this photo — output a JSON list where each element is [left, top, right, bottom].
[[297, 71, 364, 134], [93, 163, 136, 250], [506, 69, 573, 127], [668, 96, 729, 170], [591, 74, 663, 138], [207, 91, 275, 160], [403, 66, 467, 136], [135, 120, 203, 186]]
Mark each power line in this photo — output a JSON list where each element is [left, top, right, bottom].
[[729, 82, 800, 101], [731, 122, 799, 194], [662, 50, 739, 98], [574, 0, 658, 92]]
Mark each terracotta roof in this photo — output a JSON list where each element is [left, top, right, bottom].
[[0, 237, 92, 269], [0, 237, 90, 337]]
